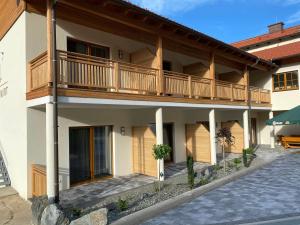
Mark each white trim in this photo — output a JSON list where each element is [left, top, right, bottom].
[[27, 96, 52, 107], [27, 96, 272, 110]]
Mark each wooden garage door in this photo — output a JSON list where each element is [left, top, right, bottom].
[[132, 126, 157, 177], [186, 123, 211, 163], [221, 121, 244, 153]]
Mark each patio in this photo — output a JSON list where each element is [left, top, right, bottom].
[[60, 161, 209, 210]]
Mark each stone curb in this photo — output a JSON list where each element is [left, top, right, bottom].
[[111, 157, 278, 225]]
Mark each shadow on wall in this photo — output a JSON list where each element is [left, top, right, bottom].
[[0, 140, 9, 167]]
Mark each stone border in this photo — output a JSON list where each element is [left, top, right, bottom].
[[111, 157, 278, 225]]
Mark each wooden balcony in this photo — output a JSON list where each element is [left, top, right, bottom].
[[27, 51, 271, 106]]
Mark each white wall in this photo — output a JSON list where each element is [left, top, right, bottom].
[[0, 13, 28, 198], [27, 106, 254, 196], [272, 63, 300, 111]]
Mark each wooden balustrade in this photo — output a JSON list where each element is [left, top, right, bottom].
[[215, 80, 246, 101], [27, 50, 271, 105], [32, 164, 46, 197], [28, 52, 48, 91]]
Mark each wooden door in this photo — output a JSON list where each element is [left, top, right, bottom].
[[186, 123, 211, 163], [251, 118, 257, 146], [132, 126, 157, 177], [221, 121, 244, 153]]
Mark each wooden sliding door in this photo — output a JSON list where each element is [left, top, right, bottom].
[[69, 126, 112, 185], [221, 121, 244, 153], [186, 123, 211, 163]]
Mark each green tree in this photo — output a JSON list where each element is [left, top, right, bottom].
[[153, 144, 171, 191], [216, 127, 235, 173]]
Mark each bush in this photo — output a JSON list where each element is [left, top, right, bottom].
[[233, 158, 242, 170], [199, 177, 209, 186], [117, 198, 128, 212], [152, 144, 172, 160], [212, 164, 222, 172], [187, 155, 196, 189], [243, 149, 248, 167]]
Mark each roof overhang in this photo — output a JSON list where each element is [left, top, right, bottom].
[[25, 0, 278, 71]]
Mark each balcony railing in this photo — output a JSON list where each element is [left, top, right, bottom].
[[27, 50, 271, 104]]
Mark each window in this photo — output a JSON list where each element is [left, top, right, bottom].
[[67, 38, 110, 59], [273, 71, 299, 91], [163, 60, 172, 71]]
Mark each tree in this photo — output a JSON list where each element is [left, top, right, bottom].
[[152, 144, 171, 191], [216, 127, 235, 173]]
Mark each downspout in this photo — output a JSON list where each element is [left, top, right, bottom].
[[51, 0, 59, 204], [248, 58, 261, 147]]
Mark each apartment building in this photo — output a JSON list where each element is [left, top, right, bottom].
[[0, 0, 276, 200], [233, 22, 300, 145]]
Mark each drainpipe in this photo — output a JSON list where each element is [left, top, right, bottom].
[[51, 0, 59, 204]]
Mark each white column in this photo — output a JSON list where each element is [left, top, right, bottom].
[[243, 110, 250, 149], [209, 109, 217, 165], [269, 111, 275, 149], [155, 108, 164, 181], [46, 103, 55, 201]]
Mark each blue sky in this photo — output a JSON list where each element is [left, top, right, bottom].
[[129, 0, 300, 43]]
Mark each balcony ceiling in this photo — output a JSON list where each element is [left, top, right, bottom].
[[24, 0, 277, 71]]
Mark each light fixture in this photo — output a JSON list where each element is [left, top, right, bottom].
[[120, 126, 125, 136]]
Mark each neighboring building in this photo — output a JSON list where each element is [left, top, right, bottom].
[[233, 22, 300, 142], [0, 0, 276, 200]]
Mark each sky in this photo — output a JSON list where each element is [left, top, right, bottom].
[[129, 0, 300, 43]]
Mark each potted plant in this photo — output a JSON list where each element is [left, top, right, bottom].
[[153, 144, 171, 191]]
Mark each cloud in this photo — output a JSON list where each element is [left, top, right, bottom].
[[129, 0, 219, 15], [287, 10, 300, 24]]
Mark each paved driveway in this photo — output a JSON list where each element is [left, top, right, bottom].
[[143, 152, 300, 225]]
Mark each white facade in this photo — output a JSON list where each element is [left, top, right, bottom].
[[0, 11, 273, 199]]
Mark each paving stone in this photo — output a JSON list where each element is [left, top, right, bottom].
[[143, 151, 300, 225]]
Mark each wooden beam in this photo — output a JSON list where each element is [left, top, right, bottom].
[[210, 51, 216, 99], [156, 36, 164, 95], [244, 66, 250, 103]]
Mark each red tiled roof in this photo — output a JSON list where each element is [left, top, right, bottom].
[[232, 25, 300, 48], [251, 42, 300, 60]]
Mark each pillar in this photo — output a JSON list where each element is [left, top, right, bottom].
[[155, 108, 164, 181], [269, 111, 275, 149], [46, 103, 56, 202], [209, 109, 217, 165], [243, 109, 250, 149]]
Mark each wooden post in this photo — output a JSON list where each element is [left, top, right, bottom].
[[258, 88, 261, 103], [114, 62, 120, 92], [188, 75, 192, 98], [156, 36, 164, 95], [243, 67, 249, 103], [230, 84, 234, 101], [209, 52, 215, 99]]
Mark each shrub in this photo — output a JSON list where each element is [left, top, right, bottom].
[[71, 208, 82, 217], [187, 155, 196, 189], [243, 149, 248, 167], [199, 177, 209, 186], [152, 144, 172, 160], [233, 158, 242, 170], [117, 198, 128, 212], [212, 164, 222, 171]]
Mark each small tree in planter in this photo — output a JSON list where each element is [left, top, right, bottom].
[[153, 144, 171, 191], [216, 127, 235, 173], [186, 155, 196, 189]]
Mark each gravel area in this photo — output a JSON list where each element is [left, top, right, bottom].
[[63, 146, 285, 224]]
